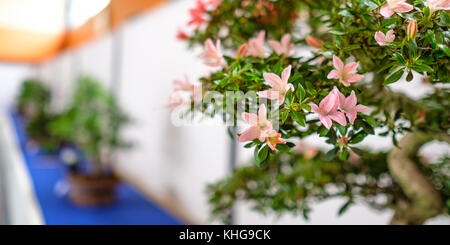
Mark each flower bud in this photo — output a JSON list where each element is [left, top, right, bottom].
[[407, 20, 418, 40], [236, 43, 248, 58], [305, 35, 324, 49]]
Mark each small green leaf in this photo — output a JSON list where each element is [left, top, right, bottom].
[[325, 148, 337, 160], [296, 84, 306, 101], [338, 199, 353, 216], [276, 144, 290, 152], [339, 148, 349, 160], [257, 145, 269, 163], [291, 110, 306, 127], [383, 68, 405, 85]]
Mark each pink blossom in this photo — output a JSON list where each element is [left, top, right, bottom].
[[327, 55, 364, 87], [265, 130, 286, 150], [331, 87, 370, 124], [427, 0, 450, 12], [238, 104, 273, 142], [200, 39, 226, 67], [248, 31, 266, 58], [176, 29, 189, 40], [167, 92, 185, 109], [257, 65, 295, 105], [173, 75, 195, 92], [188, 5, 207, 28], [305, 35, 324, 49], [310, 91, 346, 129], [374, 29, 395, 46], [268, 34, 294, 56], [236, 43, 248, 58], [380, 0, 414, 18]]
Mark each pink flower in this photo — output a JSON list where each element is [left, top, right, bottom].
[[176, 29, 189, 40], [380, 0, 414, 18], [265, 130, 286, 150], [331, 87, 370, 124], [200, 39, 226, 67], [248, 31, 266, 58], [173, 75, 195, 92], [238, 104, 273, 142], [268, 34, 294, 56], [427, 0, 450, 12], [236, 43, 248, 58], [167, 92, 185, 109], [188, 8, 207, 28], [327, 55, 364, 87], [305, 35, 324, 49], [374, 29, 395, 46], [257, 65, 295, 105], [310, 91, 346, 129]]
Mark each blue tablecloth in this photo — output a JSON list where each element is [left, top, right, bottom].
[[10, 112, 183, 225]]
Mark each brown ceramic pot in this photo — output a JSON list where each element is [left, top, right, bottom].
[[68, 173, 119, 206]]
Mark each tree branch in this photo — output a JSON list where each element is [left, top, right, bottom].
[[387, 132, 445, 224]]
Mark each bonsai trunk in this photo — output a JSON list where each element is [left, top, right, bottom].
[[387, 132, 448, 225]]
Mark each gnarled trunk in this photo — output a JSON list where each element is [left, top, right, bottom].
[[387, 132, 448, 225]]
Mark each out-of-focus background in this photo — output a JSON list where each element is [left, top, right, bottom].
[[0, 0, 448, 225]]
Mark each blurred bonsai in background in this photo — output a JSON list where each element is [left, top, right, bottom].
[[16, 78, 51, 119], [48, 76, 131, 173], [14, 76, 130, 173], [174, 0, 450, 224]]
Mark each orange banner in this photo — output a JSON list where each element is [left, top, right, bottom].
[[0, 0, 166, 63]]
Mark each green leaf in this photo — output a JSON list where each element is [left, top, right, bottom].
[[338, 199, 353, 216], [383, 68, 405, 85], [339, 148, 349, 160], [410, 63, 434, 73], [350, 147, 364, 156], [350, 132, 367, 144], [319, 127, 329, 137], [244, 142, 255, 148], [343, 44, 361, 51], [383, 18, 398, 27], [407, 39, 418, 59], [301, 103, 311, 112], [280, 110, 289, 123], [257, 145, 269, 163], [276, 144, 290, 152], [362, 0, 379, 10], [325, 148, 337, 160], [291, 110, 306, 127], [285, 91, 293, 105], [296, 84, 306, 102]]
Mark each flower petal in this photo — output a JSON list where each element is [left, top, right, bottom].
[[319, 115, 333, 129], [380, 5, 394, 18], [329, 111, 347, 126], [327, 69, 340, 79], [238, 126, 259, 142], [281, 65, 292, 84], [263, 73, 283, 90], [333, 55, 344, 71]]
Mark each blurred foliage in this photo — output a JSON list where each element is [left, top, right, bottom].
[[208, 149, 450, 223], [16, 78, 51, 119], [177, 0, 450, 223], [15, 76, 131, 172], [47, 76, 131, 170]]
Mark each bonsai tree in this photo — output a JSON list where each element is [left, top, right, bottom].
[[16, 78, 51, 119], [172, 0, 449, 224], [48, 76, 130, 174]]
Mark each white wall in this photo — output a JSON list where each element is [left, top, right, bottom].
[[0, 63, 32, 112], [28, 0, 449, 225]]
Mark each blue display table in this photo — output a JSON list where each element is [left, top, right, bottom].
[[10, 112, 182, 225]]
